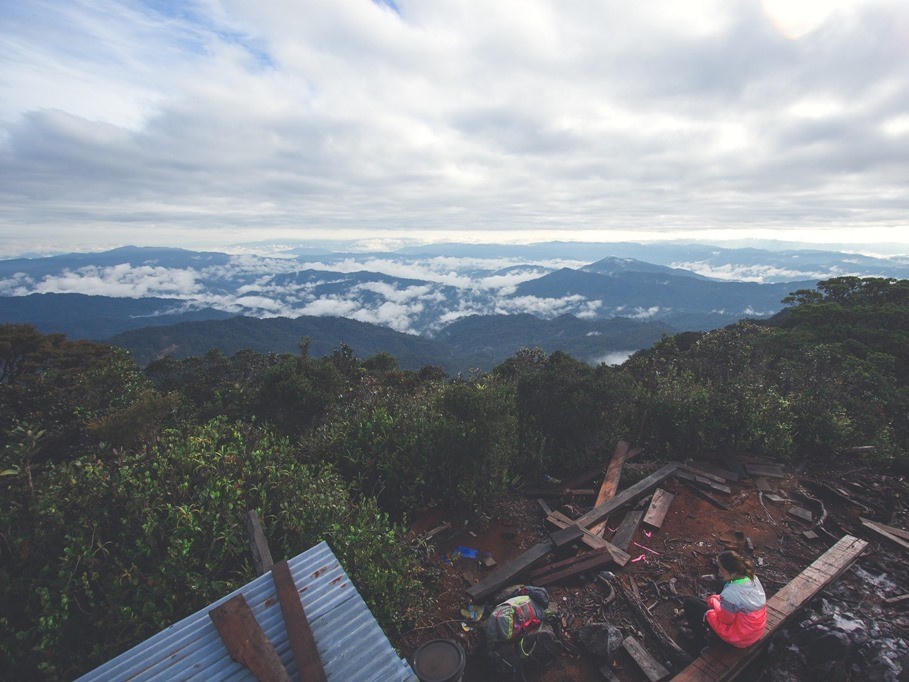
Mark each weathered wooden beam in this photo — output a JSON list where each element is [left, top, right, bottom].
[[589, 441, 634, 537], [883, 594, 909, 605], [681, 464, 728, 484], [466, 541, 554, 602], [673, 535, 868, 681], [622, 635, 671, 682], [272, 560, 327, 682], [643, 488, 675, 529], [611, 510, 644, 552], [787, 506, 813, 523], [860, 517, 909, 553], [676, 469, 732, 495], [529, 549, 617, 587], [549, 524, 584, 548], [688, 461, 741, 482], [244, 510, 275, 576], [685, 484, 731, 511], [574, 463, 680, 530], [861, 518, 909, 543], [546, 512, 631, 565], [209, 594, 291, 682]]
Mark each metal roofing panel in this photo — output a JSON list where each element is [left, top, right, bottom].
[[77, 541, 418, 682]]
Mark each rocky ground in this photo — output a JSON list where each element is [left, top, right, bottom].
[[395, 454, 909, 681]]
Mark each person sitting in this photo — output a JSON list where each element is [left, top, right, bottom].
[[680, 550, 767, 651]]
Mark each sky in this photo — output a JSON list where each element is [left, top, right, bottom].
[[1, 0, 909, 257]]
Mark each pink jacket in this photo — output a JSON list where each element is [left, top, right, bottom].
[[705, 576, 767, 648]]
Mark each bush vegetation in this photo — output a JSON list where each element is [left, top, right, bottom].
[[1, 276, 907, 678]]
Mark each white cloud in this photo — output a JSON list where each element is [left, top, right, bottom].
[[2, 0, 908, 254], [630, 306, 661, 319], [592, 350, 637, 366], [29, 264, 201, 298]]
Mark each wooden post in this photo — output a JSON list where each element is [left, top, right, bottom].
[[589, 441, 634, 537], [244, 510, 275, 575], [209, 594, 291, 682], [272, 560, 327, 682]]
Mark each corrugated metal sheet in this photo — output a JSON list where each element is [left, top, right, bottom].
[[77, 541, 418, 682]]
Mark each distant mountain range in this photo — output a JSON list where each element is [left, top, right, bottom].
[[2, 242, 907, 369]]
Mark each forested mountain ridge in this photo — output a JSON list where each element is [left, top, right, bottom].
[[1, 276, 907, 679]]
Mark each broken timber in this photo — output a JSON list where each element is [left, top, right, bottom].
[[859, 517, 909, 553], [272, 560, 327, 682], [466, 541, 556, 601], [549, 524, 584, 548], [688, 461, 740, 482], [643, 488, 675, 529], [209, 594, 291, 682], [611, 510, 645, 552], [589, 441, 636, 537], [528, 548, 617, 587], [244, 510, 275, 575], [675, 469, 732, 495], [673, 534, 868, 681], [468, 463, 676, 601], [546, 512, 631, 565], [622, 635, 671, 682], [684, 484, 731, 512]]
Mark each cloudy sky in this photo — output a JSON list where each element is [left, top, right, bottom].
[[2, 0, 908, 257]]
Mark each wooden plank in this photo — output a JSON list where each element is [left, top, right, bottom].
[[622, 635, 670, 682], [753, 477, 772, 492], [589, 441, 633, 537], [865, 519, 909, 543], [272, 560, 327, 682], [574, 463, 680, 530], [802, 530, 819, 541], [685, 484, 732, 511], [536, 497, 554, 517], [675, 469, 732, 494], [681, 464, 728, 484], [643, 488, 675, 529], [466, 541, 554, 602], [549, 524, 583, 548], [787, 506, 813, 523], [209, 594, 291, 682], [244, 510, 274, 576], [763, 493, 786, 504], [546, 513, 631, 565], [673, 535, 868, 682], [530, 550, 617, 587], [883, 594, 909, 605], [860, 517, 909, 553], [744, 463, 786, 479], [611, 510, 644, 551], [688, 461, 741, 482], [529, 549, 608, 579]]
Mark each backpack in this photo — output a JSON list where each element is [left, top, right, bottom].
[[481, 585, 562, 678]]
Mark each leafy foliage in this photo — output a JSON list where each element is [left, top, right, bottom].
[[0, 418, 420, 679], [2, 275, 908, 678]]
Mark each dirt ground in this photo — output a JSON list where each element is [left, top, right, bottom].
[[395, 454, 909, 681]]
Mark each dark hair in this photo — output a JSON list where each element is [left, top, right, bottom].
[[717, 550, 755, 580]]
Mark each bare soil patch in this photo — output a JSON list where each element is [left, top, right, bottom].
[[396, 456, 909, 681]]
